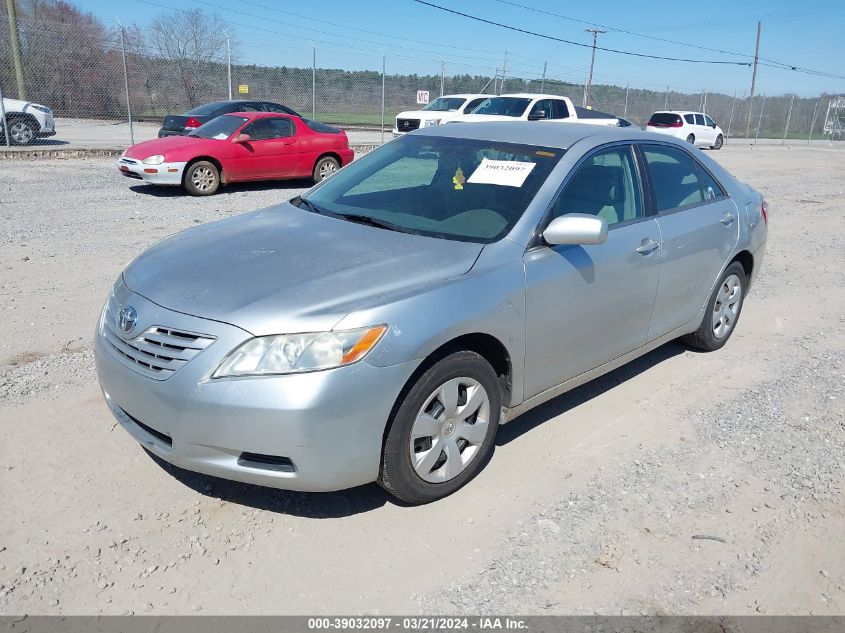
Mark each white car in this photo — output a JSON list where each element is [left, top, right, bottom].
[[1, 97, 56, 145], [393, 94, 488, 135], [646, 111, 724, 149], [451, 93, 619, 126]]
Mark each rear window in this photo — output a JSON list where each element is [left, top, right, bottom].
[[185, 102, 228, 116], [648, 113, 682, 126]]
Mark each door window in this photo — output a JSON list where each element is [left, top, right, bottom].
[[697, 164, 726, 201], [529, 100, 552, 119], [549, 146, 642, 227], [641, 145, 704, 211], [694, 114, 706, 126], [550, 100, 570, 119], [704, 115, 716, 128], [243, 117, 294, 140], [684, 114, 695, 124], [263, 102, 297, 115], [463, 98, 485, 113]]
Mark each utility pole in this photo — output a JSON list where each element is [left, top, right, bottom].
[[500, 51, 508, 94], [745, 21, 762, 138], [440, 59, 445, 97], [664, 86, 670, 109], [702, 90, 707, 114], [6, 0, 26, 100], [540, 61, 547, 93], [584, 28, 605, 108], [623, 84, 629, 117], [225, 32, 232, 100]]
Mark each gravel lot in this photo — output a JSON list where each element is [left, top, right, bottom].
[[0, 144, 843, 615]]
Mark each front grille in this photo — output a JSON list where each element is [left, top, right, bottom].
[[396, 118, 420, 131], [103, 300, 215, 380]]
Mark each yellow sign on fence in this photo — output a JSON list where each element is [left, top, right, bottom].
[[238, 84, 249, 94]]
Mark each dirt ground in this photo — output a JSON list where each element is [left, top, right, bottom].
[[0, 142, 843, 615]]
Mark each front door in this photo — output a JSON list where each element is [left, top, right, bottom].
[[638, 143, 739, 338], [227, 116, 299, 181], [523, 144, 662, 398]]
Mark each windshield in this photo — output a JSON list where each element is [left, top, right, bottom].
[[301, 134, 562, 243], [190, 115, 248, 140], [422, 97, 467, 112], [471, 97, 532, 117]]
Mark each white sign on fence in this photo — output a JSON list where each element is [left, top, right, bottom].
[[416, 90, 430, 105]]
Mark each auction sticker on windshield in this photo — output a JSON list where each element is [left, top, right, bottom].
[[467, 158, 536, 187]]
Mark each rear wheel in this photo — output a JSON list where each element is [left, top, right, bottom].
[[312, 156, 339, 183], [682, 261, 746, 351], [686, 134, 695, 144], [711, 134, 724, 150], [183, 160, 220, 196], [379, 351, 501, 504]]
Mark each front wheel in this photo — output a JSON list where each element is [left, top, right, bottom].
[[711, 134, 724, 150], [312, 156, 339, 183], [379, 351, 501, 504], [183, 160, 220, 196], [682, 261, 746, 351], [686, 134, 695, 144], [6, 118, 36, 145]]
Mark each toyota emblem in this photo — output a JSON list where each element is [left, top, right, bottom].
[[118, 305, 137, 334]]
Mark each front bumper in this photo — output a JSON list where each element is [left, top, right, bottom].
[[95, 283, 418, 492], [117, 158, 187, 185]]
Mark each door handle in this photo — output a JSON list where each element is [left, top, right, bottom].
[[635, 239, 660, 254], [720, 212, 735, 225]]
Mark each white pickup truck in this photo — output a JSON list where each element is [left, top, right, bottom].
[[1, 97, 56, 145], [450, 93, 619, 126]]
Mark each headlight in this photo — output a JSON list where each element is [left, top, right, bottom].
[[424, 119, 442, 127], [213, 325, 388, 378], [142, 155, 165, 165]]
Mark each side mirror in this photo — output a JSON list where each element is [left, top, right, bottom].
[[543, 214, 608, 246], [527, 110, 546, 121], [232, 133, 251, 144]]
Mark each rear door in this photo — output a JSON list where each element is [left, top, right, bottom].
[[638, 143, 739, 338], [523, 144, 661, 396], [694, 113, 713, 144], [227, 117, 299, 180]]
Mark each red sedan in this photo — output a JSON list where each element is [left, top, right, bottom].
[[117, 112, 355, 195]]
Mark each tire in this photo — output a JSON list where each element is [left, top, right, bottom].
[[5, 117, 36, 145], [681, 261, 747, 352], [312, 155, 340, 183], [379, 350, 501, 504], [711, 134, 724, 150], [686, 134, 695, 145], [183, 160, 220, 196]]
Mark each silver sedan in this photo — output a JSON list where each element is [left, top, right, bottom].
[[95, 122, 767, 504]]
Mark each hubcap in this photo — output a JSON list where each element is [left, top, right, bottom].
[[11, 122, 33, 143], [409, 377, 490, 483], [191, 166, 215, 191], [712, 273, 742, 339], [319, 161, 337, 179]]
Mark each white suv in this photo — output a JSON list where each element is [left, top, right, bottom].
[[393, 94, 488, 136], [646, 111, 724, 149], [1, 97, 56, 145]]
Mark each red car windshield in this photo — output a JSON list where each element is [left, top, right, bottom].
[[189, 115, 248, 140]]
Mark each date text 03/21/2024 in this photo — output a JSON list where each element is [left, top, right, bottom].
[[306, 617, 528, 630]]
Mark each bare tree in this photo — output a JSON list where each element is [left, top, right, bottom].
[[147, 8, 230, 107]]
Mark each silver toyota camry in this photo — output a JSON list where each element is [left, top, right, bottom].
[[96, 122, 767, 504]]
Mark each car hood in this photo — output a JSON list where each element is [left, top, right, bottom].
[[123, 135, 211, 159], [449, 114, 521, 123], [122, 203, 484, 335], [2, 97, 46, 111]]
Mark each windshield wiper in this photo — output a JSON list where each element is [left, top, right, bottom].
[[338, 213, 414, 234], [293, 196, 326, 215]]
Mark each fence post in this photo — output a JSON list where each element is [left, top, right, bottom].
[[782, 93, 795, 145], [440, 60, 445, 97], [118, 21, 134, 146], [540, 61, 547, 93], [664, 86, 669, 110], [312, 44, 316, 120], [726, 91, 737, 141], [808, 97, 820, 144], [380, 55, 386, 144], [225, 32, 232, 100], [0, 84, 10, 147], [754, 94, 766, 144]]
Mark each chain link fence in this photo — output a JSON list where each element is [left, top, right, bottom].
[[1, 4, 843, 149]]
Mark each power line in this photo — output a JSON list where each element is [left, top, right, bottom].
[[411, 0, 752, 66]]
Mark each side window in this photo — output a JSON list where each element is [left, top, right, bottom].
[[704, 115, 715, 127], [550, 100, 570, 119], [549, 145, 642, 228], [237, 103, 261, 112], [694, 114, 705, 126], [642, 145, 704, 211], [684, 114, 695, 124], [529, 100, 551, 119], [697, 163, 726, 201], [463, 98, 485, 113], [243, 117, 293, 140]]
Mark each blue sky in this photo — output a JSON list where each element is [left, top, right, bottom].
[[74, 0, 845, 97]]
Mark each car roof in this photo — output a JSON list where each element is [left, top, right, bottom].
[[654, 110, 705, 116], [499, 93, 567, 99], [413, 121, 666, 150], [439, 94, 488, 99], [223, 111, 295, 121]]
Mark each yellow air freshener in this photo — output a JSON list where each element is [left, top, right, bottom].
[[452, 167, 465, 191]]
